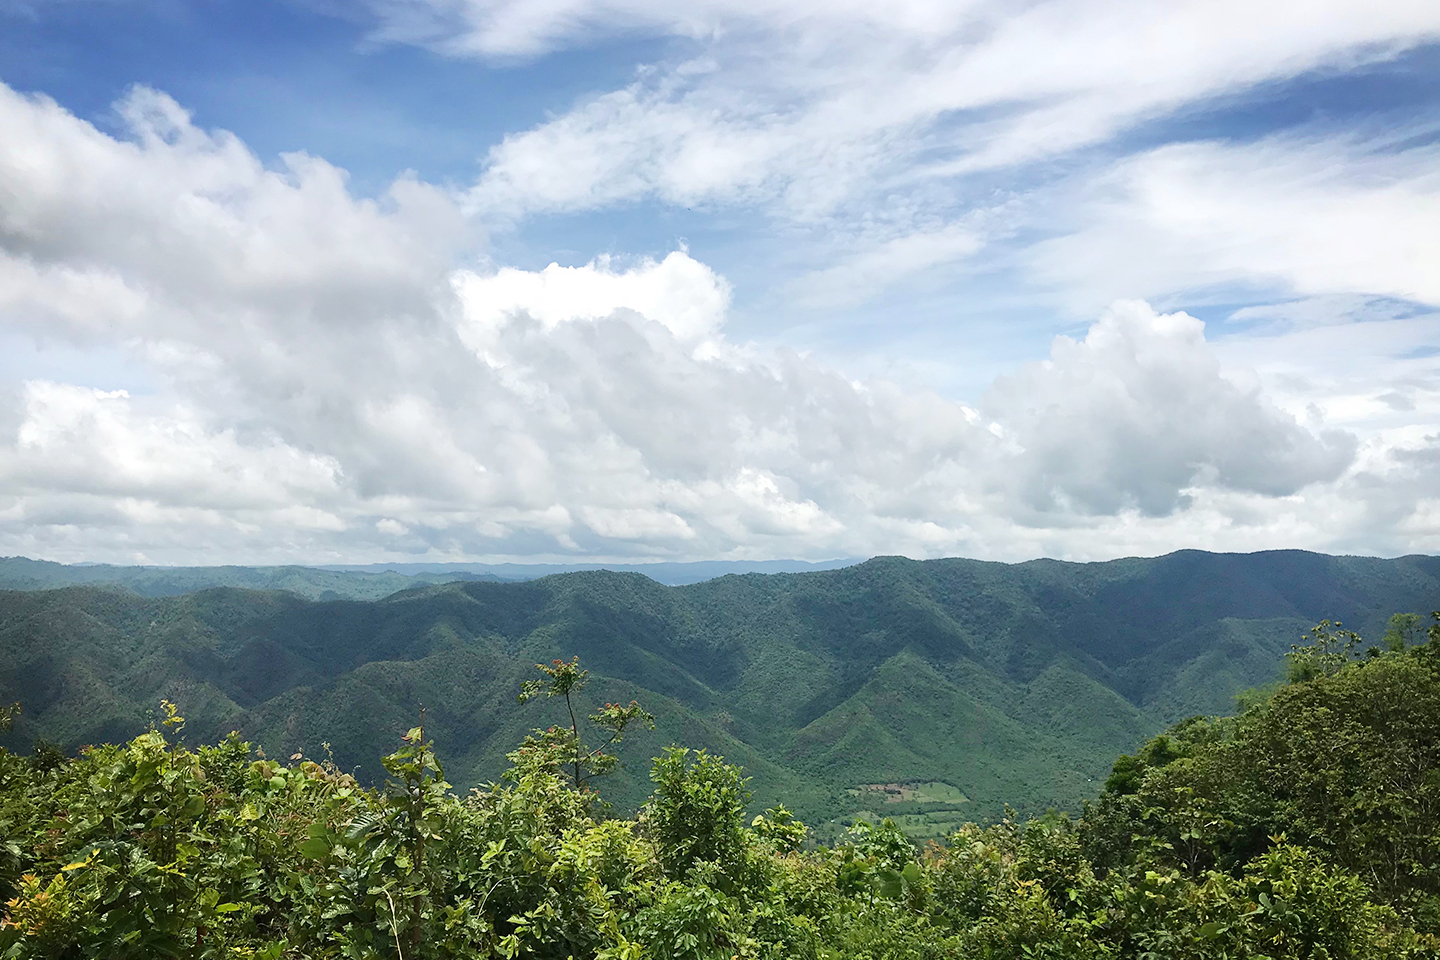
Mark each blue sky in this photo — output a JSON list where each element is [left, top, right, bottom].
[[0, 0, 1438, 564], [0, 0, 659, 191]]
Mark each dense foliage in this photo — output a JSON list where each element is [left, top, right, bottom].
[[5, 613, 1440, 958], [7, 550, 1440, 833]]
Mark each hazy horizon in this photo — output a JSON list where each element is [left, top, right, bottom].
[[7, 546, 1436, 572]]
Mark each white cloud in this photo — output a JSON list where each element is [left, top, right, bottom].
[[454, 251, 730, 346], [363, 0, 980, 59], [3, 81, 1435, 565], [982, 301, 1356, 516], [367, 0, 1439, 74], [6, 382, 341, 507], [789, 224, 985, 308], [579, 505, 697, 541], [1211, 305, 1440, 424], [1032, 132, 1440, 313]]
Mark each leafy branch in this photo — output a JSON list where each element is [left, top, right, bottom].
[[516, 657, 654, 791], [0, 701, 17, 735]]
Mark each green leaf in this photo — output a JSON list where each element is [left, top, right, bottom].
[[875, 868, 903, 899], [298, 837, 331, 859], [1198, 921, 1227, 939]]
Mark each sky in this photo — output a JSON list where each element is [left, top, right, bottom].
[[0, 0, 1438, 565]]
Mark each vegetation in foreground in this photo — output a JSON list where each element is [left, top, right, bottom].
[[4, 615, 1440, 958]]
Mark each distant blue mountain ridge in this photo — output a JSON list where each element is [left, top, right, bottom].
[[0, 555, 863, 598], [316, 558, 863, 584]]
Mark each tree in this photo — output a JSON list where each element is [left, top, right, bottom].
[[1285, 619, 1362, 682], [516, 657, 654, 791], [1382, 613, 1427, 653]]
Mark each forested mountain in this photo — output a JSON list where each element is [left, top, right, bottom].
[[2, 550, 1438, 836]]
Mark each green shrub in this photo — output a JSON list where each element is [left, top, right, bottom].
[[645, 747, 751, 882]]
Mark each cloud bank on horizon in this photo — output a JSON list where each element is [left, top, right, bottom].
[[0, 0, 1438, 564]]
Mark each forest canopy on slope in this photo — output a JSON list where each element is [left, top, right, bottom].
[[4, 550, 1440, 833], [3, 615, 1440, 958]]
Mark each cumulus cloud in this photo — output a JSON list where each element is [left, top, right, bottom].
[[0, 81, 1421, 564], [455, 252, 731, 345], [983, 302, 1356, 516]]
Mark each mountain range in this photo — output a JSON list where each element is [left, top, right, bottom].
[[0, 556, 859, 597], [2, 549, 1437, 838]]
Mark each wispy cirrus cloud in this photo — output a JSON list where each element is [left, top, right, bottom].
[[434, 0, 1440, 211], [378, 0, 1440, 310], [1030, 129, 1440, 314]]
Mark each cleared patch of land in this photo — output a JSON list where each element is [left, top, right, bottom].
[[847, 781, 970, 804]]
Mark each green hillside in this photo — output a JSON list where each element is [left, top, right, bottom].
[[2, 549, 1438, 834]]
